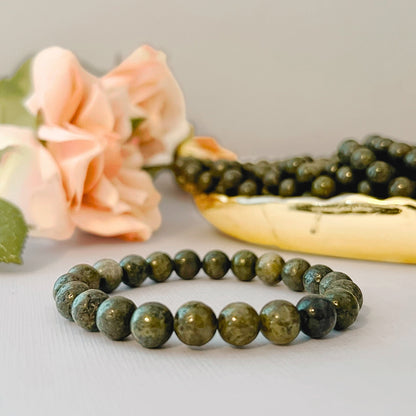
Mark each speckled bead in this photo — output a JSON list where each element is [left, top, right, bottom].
[[55, 281, 89, 320], [53, 273, 82, 299], [94, 258, 123, 293], [218, 302, 260, 346], [71, 289, 109, 331], [255, 252, 285, 286], [120, 255, 149, 287], [260, 300, 301, 345], [174, 301, 217, 346], [296, 295, 337, 338], [174, 250, 201, 280], [281, 258, 310, 292], [146, 252, 174, 283], [324, 288, 360, 330], [68, 264, 101, 289], [202, 250, 230, 279], [303, 264, 332, 294], [96, 296, 136, 341], [324, 279, 363, 309], [130, 302, 174, 348], [319, 271, 352, 295], [231, 250, 258, 282]]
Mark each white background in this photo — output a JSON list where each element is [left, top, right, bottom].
[[1, 1, 415, 415]]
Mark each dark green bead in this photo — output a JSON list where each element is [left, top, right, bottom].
[[388, 177, 415, 197], [364, 134, 381, 149], [55, 281, 89, 321], [337, 139, 360, 164], [336, 166, 355, 186], [255, 252, 284, 286], [324, 158, 340, 176], [182, 160, 204, 183], [357, 180, 374, 195], [311, 176, 336, 198], [260, 300, 300, 345], [94, 258, 123, 293], [263, 169, 281, 191], [285, 157, 307, 174], [238, 179, 259, 196], [174, 301, 217, 346], [324, 288, 359, 330], [147, 252, 174, 283], [366, 161, 394, 184], [130, 302, 174, 348], [303, 264, 332, 293], [404, 149, 416, 170], [218, 302, 260, 346], [296, 162, 323, 183], [296, 295, 337, 338], [279, 178, 297, 197], [325, 280, 363, 309], [281, 258, 310, 291], [53, 273, 82, 299], [174, 250, 201, 280], [373, 137, 393, 155], [68, 264, 101, 289], [120, 255, 149, 287], [222, 168, 243, 189], [71, 289, 109, 331], [252, 161, 271, 179], [319, 271, 352, 294], [231, 250, 257, 282], [202, 250, 230, 279], [96, 296, 136, 341], [197, 171, 215, 193], [388, 142, 411, 162], [350, 147, 376, 170], [211, 160, 231, 177]]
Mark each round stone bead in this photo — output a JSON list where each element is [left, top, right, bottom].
[[279, 178, 297, 197], [231, 250, 258, 282], [366, 161, 394, 184], [260, 300, 300, 345], [388, 177, 415, 198], [281, 258, 310, 291], [311, 176, 336, 199], [218, 302, 260, 346], [131, 302, 174, 349], [388, 142, 411, 162], [404, 149, 416, 170], [96, 296, 136, 341], [325, 279, 363, 309], [55, 281, 89, 320], [71, 289, 109, 331], [53, 273, 82, 300], [238, 179, 259, 196], [174, 301, 217, 346], [337, 139, 360, 164], [94, 258, 123, 293], [120, 255, 149, 287], [68, 264, 101, 289], [255, 252, 284, 286], [303, 264, 332, 293], [296, 295, 337, 339], [174, 250, 201, 280], [202, 250, 230, 280], [146, 252, 174, 283], [197, 171, 215, 193], [319, 271, 352, 295], [357, 180, 374, 196], [336, 166, 355, 186], [324, 288, 360, 330], [350, 147, 376, 171]]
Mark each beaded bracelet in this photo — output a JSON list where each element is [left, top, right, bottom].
[[53, 250, 363, 348]]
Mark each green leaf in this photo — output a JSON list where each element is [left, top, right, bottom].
[[0, 58, 36, 128], [0, 198, 28, 264], [131, 117, 145, 131]]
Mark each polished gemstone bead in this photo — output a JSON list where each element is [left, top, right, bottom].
[[146, 252, 174, 283], [120, 255, 149, 287], [404, 149, 416, 171], [350, 147, 376, 170], [357, 180, 374, 196], [96, 296, 136, 341], [281, 258, 310, 291], [364, 134, 381, 150], [218, 302, 260, 346], [319, 271, 352, 294], [197, 171, 215, 193], [222, 168, 243, 189], [324, 288, 359, 330], [174, 250, 201, 280], [296, 162, 323, 183], [279, 178, 297, 197], [325, 279, 363, 309], [202, 250, 230, 279], [325, 159, 340, 177], [131, 302, 174, 348], [296, 295, 337, 338], [68, 264, 101, 289], [211, 160, 231, 178], [388, 177, 415, 198], [182, 159, 204, 183], [55, 281, 89, 320], [336, 166, 355, 186], [372, 137, 393, 156], [366, 161, 394, 184], [71, 289, 109, 331], [263, 169, 281, 192], [174, 301, 217, 346], [337, 139, 360, 164], [260, 300, 300, 345], [53, 273, 82, 299], [94, 258, 123, 293], [255, 252, 284, 286], [284, 157, 308, 174], [388, 142, 411, 162], [303, 264, 332, 293], [238, 179, 259, 196], [231, 250, 258, 282], [311, 176, 336, 198]]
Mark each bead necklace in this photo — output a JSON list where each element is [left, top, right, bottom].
[[54, 250, 363, 348]]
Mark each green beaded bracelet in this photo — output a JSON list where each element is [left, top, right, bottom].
[[53, 250, 363, 348]]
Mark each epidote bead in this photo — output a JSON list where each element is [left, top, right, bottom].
[[68, 264, 101, 289], [130, 302, 174, 348], [350, 147, 376, 170], [71, 289, 109, 331], [146, 252, 174, 283], [218, 302, 260, 346], [281, 258, 310, 292], [202, 250, 230, 279], [388, 142, 411, 162], [53, 273, 82, 300], [96, 296, 136, 341], [238, 179, 259, 196], [174, 301, 217, 346], [404, 149, 416, 171], [324, 288, 359, 330], [366, 161, 394, 184], [296, 295, 337, 338], [325, 279, 363, 309], [211, 160, 231, 178], [174, 250, 201, 280], [388, 177, 415, 197], [311, 176, 336, 198], [222, 169, 243, 189], [263, 169, 281, 191], [55, 281, 89, 320], [260, 300, 301, 345], [93, 258, 123, 293], [372, 137, 393, 156], [120, 255, 149, 287], [336, 166, 355, 186], [255, 252, 284, 286], [231, 250, 258, 282], [319, 271, 352, 295], [197, 171, 215, 193], [338, 139, 360, 164], [303, 264, 332, 294], [357, 180, 373, 196], [182, 160, 204, 183], [296, 162, 323, 183], [285, 157, 308, 174], [279, 178, 298, 197], [364, 134, 381, 150]]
